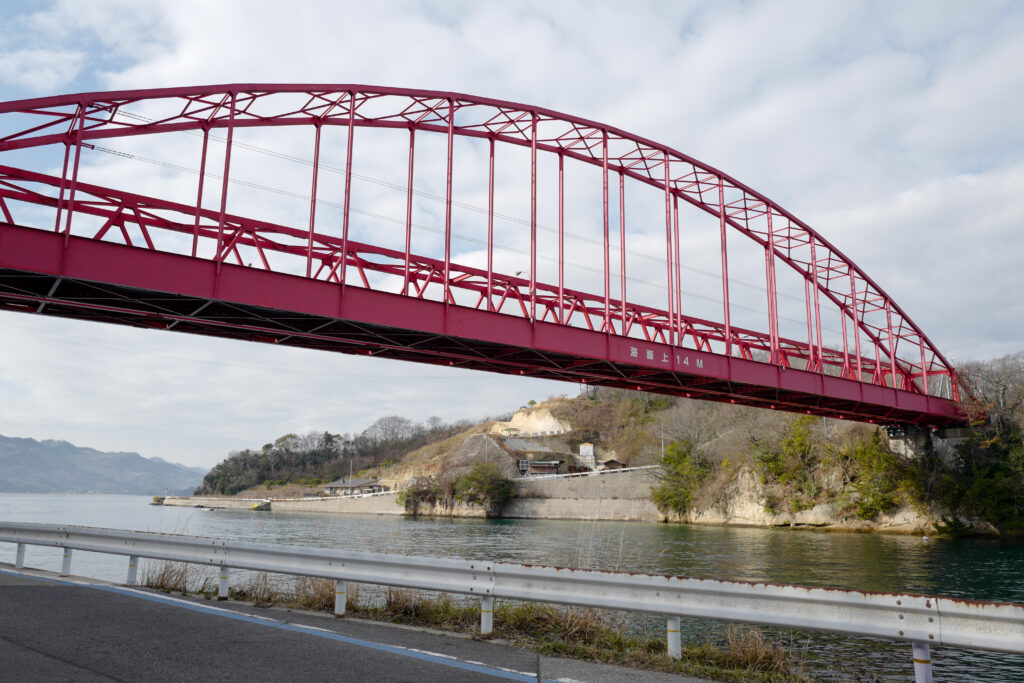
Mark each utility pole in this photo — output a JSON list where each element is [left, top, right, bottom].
[[660, 420, 665, 460]]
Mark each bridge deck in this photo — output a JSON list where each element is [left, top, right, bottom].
[[0, 223, 965, 426]]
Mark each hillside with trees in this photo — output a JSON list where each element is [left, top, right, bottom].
[[642, 351, 1024, 533], [195, 352, 1024, 533], [195, 416, 475, 495]]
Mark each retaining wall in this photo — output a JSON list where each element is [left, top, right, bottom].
[[505, 469, 660, 522], [163, 496, 264, 510], [271, 494, 403, 514], [163, 469, 659, 522]]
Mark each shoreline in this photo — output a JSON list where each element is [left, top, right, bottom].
[[158, 492, 1000, 537]]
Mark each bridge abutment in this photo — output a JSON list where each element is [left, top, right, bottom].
[[886, 425, 973, 464]]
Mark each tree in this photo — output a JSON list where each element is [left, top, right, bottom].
[[935, 353, 1024, 531], [454, 463, 514, 517], [651, 440, 708, 515], [363, 415, 418, 444], [959, 352, 1024, 433]]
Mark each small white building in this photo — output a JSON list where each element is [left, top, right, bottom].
[[577, 442, 597, 470]]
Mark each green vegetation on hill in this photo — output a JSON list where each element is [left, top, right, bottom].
[[194, 351, 1024, 533], [195, 416, 473, 495], [925, 352, 1024, 531], [646, 352, 1024, 533], [399, 461, 514, 517], [455, 462, 514, 515], [651, 440, 708, 515]]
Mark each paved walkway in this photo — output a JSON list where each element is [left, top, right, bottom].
[[0, 566, 708, 682]]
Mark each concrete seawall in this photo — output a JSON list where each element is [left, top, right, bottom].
[[163, 494, 404, 514], [163, 496, 265, 510], [272, 494, 403, 514], [504, 469, 660, 522], [162, 469, 660, 522]]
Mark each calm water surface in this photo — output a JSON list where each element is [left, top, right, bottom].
[[1, 494, 1021, 681]]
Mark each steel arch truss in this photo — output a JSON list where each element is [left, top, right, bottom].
[[0, 85, 964, 425]]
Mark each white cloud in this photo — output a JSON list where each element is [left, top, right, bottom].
[[0, 49, 84, 92]]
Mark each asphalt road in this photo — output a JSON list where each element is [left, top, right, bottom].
[[0, 567, 706, 683]]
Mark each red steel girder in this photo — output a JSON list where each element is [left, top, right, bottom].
[[0, 85, 964, 421]]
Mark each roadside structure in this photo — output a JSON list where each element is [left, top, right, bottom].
[[322, 478, 388, 496]]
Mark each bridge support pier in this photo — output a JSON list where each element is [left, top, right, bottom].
[[667, 616, 681, 658], [217, 566, 230, 600], [912, 642, 933, 683], [60, 547, 72, 576], [334, 580, 347, 617], [886, 426, 971, 465], [480, 596, 493, 636]]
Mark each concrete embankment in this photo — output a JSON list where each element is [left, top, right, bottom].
[[163, 493, 405, 514], [163, 471, 658, 522], [504, 469, 660, 522], [163, 496, 267, 510], [272, 494, 404, 514]]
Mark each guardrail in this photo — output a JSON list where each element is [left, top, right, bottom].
[[3, 522, 1022, 683], [513, 465, 657, 481], [270, 490, 400, 502]]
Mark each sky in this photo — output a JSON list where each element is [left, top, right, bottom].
[[0, 0, 1022, 469]]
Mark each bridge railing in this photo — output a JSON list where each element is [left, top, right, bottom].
[[3, 521, 1021, 682]]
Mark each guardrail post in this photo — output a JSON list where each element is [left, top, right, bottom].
[[480, 596, 494, 635], [60, 547, 72, 576], [15, 543, 25, 568], [334, 580, 347, 617], [667, 616, 681, 658], [912, 642, 933, 683], [217, 566, 229, 600], [126, 555, 139, 585]]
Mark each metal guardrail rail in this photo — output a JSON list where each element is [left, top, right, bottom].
[[272, 490, 400, 501], [512, 465, 657, 481], [2, 522, 1022, 682]]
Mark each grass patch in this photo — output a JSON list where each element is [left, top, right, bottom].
[[142, 560, 211, 595], [493, 604, 805, 682], [349, 589, 480, 629], [228, 572, 281, 606], [293, 576, 336, 611]]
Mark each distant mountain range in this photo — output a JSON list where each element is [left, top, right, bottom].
[[0, 434, 206, 495]]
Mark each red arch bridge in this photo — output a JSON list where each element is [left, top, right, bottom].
[[0, 85, 965, 427]]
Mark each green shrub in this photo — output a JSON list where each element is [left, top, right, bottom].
[[398, 480, 446, 515], [651, 440, 708, 515], [454, 463, 514, 517], [752, 416, 817, 488], [842, 431, 904, 520], [924, 433, 1024, 531]]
